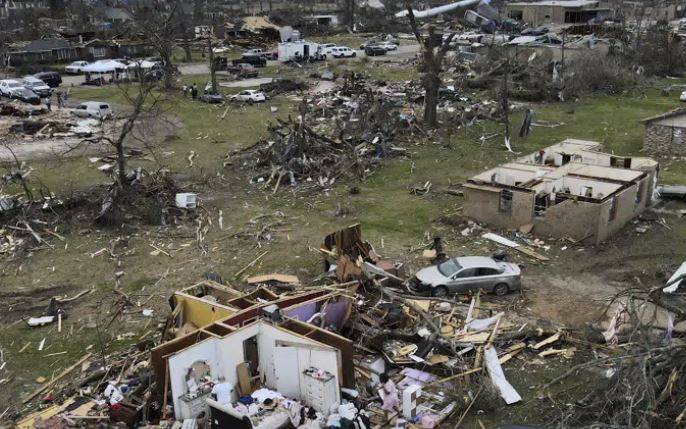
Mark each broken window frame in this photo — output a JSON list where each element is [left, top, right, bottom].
[[534, 193, 549, 218], [498, 189, 513, 215]]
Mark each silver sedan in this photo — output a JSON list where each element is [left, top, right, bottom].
[[411, 256, 522, 297]]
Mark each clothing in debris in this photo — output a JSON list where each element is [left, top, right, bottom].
[[379, 375, 399, 412], [104, 382, 124, 405]]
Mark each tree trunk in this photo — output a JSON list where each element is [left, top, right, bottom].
[[160, 43, 174, 90], [184, 40, 192, 62], [208, 37, 217, 93], [116, 137, 127, 188], [424, 72, 440, 127]]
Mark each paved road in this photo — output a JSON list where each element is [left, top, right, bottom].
[[59, 44, 420, 88]]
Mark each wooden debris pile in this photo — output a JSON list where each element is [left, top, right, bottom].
[[236, 77, 416, 191], [15, 344, 157, 428], [258, 78, 307, 95]]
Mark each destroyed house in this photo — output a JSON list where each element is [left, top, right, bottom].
[[506, 0, 611, 26], [167, 320, 343, 420], [151, 288, 356, 417], [170, 280, 280, 329], [642, 108, 686, 157], [463, 139, 658, 244]]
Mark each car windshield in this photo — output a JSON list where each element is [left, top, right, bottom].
[[437, 259, 462, 277], [8, 82, 21, 88]]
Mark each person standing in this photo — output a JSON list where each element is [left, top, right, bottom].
[[56, 91, 63, 108], [44, 95, 51, 111]]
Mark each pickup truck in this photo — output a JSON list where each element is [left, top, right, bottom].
[[232, 56, 267, 68], [227, 63, 259, 79]]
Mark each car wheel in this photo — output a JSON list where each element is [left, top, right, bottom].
[[494, 283, 509, 296], [432, 286, 449, 298], [248, 99, 254, 105], [322, 55, 327, 60], [352, 52, 357, 57]]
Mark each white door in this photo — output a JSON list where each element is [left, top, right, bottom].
[[274, 346, 301, 398]]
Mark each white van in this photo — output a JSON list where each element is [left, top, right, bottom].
[[71, 101, 113, 119]]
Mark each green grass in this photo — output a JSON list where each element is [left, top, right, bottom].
[[22, 83, 296, 193], [4, 74, 686, 415]]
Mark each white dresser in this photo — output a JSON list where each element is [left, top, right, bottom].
[[302, 367, 339, 413], [177, 391, 211, 420]]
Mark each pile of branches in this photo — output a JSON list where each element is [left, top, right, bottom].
[[236, 77, 417, 191], [549, 288, 686, 428], [259, 79, 307, 95], [95, 169, 182, 226]]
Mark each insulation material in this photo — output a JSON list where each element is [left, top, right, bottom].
[[284, 302, 317, 322], [322, 301, 351, 329], [484, 346, 521, 405]]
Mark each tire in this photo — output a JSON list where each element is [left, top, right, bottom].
[[352, 52, 356, 57], [322, 55, 327, 60], [432, 286, 449, 298], [493, 283, 509, 296], [248, 99, 254, 105]]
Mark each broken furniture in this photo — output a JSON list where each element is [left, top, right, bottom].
[[166, 320, 342, 418]]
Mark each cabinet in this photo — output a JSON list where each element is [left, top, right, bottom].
[[302, 367, 338, 413]]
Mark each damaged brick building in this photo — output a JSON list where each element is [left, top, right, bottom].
[[642, 108, 686, 157], [463, 139, 659, 244]]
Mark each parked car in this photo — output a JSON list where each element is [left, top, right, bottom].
[[232, 56, 267, 67], [359, 40, 380, 50], [200, 92, 224, 104], [71, 101, 113, 119], [521, 26, 549, 36], [227, 63, 258, 79], [22, 76, 52, 97], [243, 48, 265, 57], [364, 44, 387, 56], [320, 43, 337, 55], [329, 46, 357, 58], [378, 41, 398, 51], [230, 90, 266, 103], [33, 71, 62, 88], [680, 91, 686, 102], [65, 60, 89, 74], [0, 79, 26, 98], [410, 256, 522, 297], [14, 88, 40, 104]]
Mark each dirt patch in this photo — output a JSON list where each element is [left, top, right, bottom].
[[524, 272, 618, 327]]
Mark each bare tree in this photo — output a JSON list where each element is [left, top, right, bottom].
[[126, 1, 179, 90], [403, 1, 456, 127], [82, 74, 162, 189]]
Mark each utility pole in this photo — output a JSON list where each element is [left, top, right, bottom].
[[560, 31, 565, 101]]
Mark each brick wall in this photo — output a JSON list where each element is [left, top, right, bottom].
[[643, 123, 686, 156]]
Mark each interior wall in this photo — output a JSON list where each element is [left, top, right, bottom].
[[257, 323, 339, 391], [214, 323, 260, 389], [168, 338, 220, 415]]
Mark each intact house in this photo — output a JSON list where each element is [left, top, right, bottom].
[[642, 108, 686, 157], [8, 37, 152, 67], [505, 0, 611, 26], [463, 139, 659, 244]]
